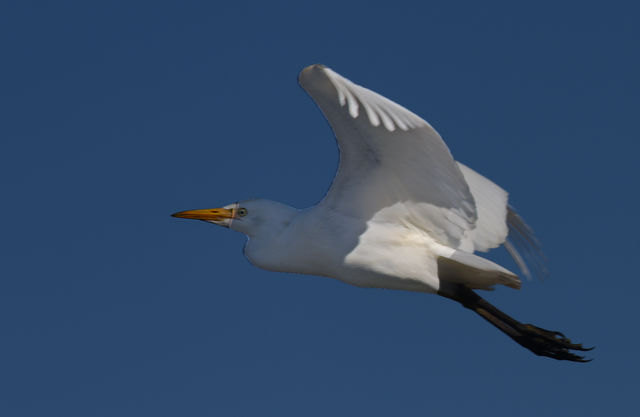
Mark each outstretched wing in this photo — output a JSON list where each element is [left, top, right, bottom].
[[299, 64, 477, 248]]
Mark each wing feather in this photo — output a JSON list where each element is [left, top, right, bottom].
[[298, 64, 476, 248]]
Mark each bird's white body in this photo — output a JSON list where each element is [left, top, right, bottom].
[[238, 195, 518, 294]]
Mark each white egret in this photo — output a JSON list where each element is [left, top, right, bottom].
[[173, 65, 591, 361]]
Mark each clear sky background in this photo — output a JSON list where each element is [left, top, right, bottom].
[[1, 1, 638, 416]]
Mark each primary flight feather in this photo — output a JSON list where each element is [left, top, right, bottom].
[[173, 64, 591, 362]]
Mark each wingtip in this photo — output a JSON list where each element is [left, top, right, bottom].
[[301, 63, 327, 72], [298, 64, 329, 86]]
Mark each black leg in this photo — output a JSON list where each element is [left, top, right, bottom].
[[438, 284, 593, 362]]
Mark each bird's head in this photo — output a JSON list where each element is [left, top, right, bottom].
[[172, 199, 297, 238]]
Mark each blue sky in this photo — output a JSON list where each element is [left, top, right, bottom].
[[1, 1, 638, 416]]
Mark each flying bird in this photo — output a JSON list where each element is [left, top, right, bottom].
[[173, 65, 591, 362]]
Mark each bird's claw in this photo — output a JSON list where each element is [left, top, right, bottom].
[[518, 323, 593, 362]]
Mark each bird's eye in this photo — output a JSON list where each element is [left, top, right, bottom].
[[236, 207, 248, 217]]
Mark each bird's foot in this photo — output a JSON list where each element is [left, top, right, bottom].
[[513, 323, 593, 362]]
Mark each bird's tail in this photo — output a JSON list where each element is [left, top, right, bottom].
[[438, 284, 592, 362]]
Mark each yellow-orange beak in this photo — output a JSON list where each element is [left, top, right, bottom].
[[171, 207, 235, 221]]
